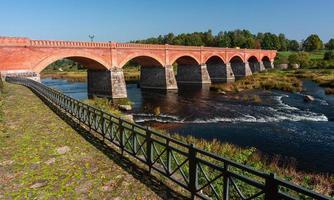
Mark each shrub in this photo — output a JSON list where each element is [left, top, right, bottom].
[[288, 52, 310, 68], [324, 51, 334, 60]]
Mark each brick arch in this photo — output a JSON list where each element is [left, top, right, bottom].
[[246, 54, 261, 62], [204, 54, 227, 64], [169, 53, 200, 65], [229, 54, 245, 63], [247, 55, 259, 62], [33, 52, 111, 73], [228, 54, 245, 63], [118, 52, 164, 68], [261, 55, 271, 62]]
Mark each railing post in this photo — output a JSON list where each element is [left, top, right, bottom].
[[146, 129, 153, 173], [119, 120, 125, 155], [189, 144, 198, 199], [166, 139, 171, 175], [265, 173, 279, 200], [223, 163, 230, 200]]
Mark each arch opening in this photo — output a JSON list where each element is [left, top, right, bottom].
[[248, 56, 261, 73], [205, 56, 231, 83], [40, 56, 126, 99], [262, 56, 273, 69], [173, 56, 210, 85], [124, 56, 177, 90], [230, 56, 247, 80]]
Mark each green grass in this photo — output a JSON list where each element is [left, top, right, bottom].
[[211, 69, 334, 95], [0, 83, 160, 199], [278, 51, 326, 60], [211, 70, 303, 94]]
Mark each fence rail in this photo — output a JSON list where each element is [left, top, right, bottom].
[[6, 77, 332, 200]]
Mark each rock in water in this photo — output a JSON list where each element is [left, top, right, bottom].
[[118, 105, 132, 111], [304, 95, 315, 102]]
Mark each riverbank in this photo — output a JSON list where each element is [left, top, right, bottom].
[[88, 97, 334, 197], [0, 83, 161, 199], [211, 69, 334, 95]]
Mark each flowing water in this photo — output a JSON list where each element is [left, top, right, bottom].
[[42, 78, 334, 173]]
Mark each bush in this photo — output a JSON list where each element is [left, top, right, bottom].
[[324, 51, 334, 60], [274, 55, 289, 65], [288, 52, 310, 68]]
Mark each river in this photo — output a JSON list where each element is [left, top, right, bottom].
[[42, 78, 334, 174]]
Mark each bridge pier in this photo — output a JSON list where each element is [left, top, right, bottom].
[[263, 60, 274, 69], [176, 64, 211, 85], [259, 61, 266, 71], [140, 65, 178, 90], [249, 62, 262, 73], [231, 62, 252, 80], [87, 68, 127, 99], [207, 63, 235, 83]]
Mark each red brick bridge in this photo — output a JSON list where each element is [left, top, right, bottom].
[[0, 37, 276, 98]]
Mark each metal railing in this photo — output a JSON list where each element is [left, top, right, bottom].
[[6, 77, 332, 200]]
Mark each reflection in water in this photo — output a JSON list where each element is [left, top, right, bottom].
[[42, 78, 334, 173]]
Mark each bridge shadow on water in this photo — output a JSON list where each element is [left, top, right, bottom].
[[29, 88, 190, 200]]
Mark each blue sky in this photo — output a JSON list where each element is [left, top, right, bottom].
[[0, 0, 333, 42]]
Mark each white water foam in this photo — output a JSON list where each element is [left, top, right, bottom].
[[134, 95, 328, 124]]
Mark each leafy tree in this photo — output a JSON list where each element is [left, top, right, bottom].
[[288, 40, 300, 51], [288, 52, 310, 67], [303, 34, 323, 51], [261, 33, 281, 50], [278, 33, 288, 51], [324, 51, 334, 60], [216, 31, 231, 47], [325, 38, 334, 50]]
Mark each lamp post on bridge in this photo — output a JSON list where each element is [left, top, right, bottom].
[[88, 35, 95, 42]]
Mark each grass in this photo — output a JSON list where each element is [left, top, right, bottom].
[[211, 69, 334, 95], [210, 70, 303, 94], [278, 51, 326, 60], [0, 83, 161, 199]]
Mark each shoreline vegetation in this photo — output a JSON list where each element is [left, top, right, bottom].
[[210, 69, 334, 95]]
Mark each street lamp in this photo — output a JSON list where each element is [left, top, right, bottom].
[[88, 35, 95, 42]]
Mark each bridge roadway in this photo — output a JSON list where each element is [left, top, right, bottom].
[[0, 36, 276, 98]]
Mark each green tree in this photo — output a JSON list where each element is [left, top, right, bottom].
[[288, 52, 310, 67], [325, 38, 334, 50], [261, 33, 281, 50], [216, 31, 231, 47], [303, 34, 323, 51], [203, 29, 215, 46], [278, 33, 288, 51], [288, 40, 300, 51], [245, 38, 256, 49]]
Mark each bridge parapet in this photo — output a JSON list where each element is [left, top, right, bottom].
[[30, 39, 110, 48], [0, 36, 276, 59], [0, 37, 30, 46]]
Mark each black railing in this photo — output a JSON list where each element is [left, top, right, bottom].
[[6, 77, 332, 200]]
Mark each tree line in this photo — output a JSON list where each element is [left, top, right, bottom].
[[132, 29, 334, 52]]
